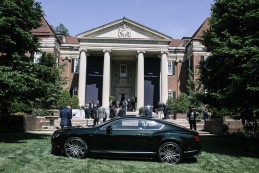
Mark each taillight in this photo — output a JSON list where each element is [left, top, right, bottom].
[[194, 135, 200, 142]]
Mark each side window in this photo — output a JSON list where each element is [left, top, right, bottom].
[[145, 120, 163, 130], [108, 119, 145, 130]]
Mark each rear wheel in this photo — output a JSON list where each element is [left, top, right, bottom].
[[158, 142, 183, 164], [63, 137, 88, 159]]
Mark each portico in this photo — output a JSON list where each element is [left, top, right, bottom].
[[76, 18, 172, 111]]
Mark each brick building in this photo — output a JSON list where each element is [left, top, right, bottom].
[[32, 17, 210, 111]]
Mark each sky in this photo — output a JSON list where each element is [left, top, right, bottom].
[[37, 0, 214, 39]]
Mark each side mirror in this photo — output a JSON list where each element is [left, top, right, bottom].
[[106, 125, 112, 134]]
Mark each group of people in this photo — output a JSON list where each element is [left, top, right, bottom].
[[84, 100, 107, 126], [109, 94, 128, 118], [59, 97, 211, 132], [59, 100, 108, 128], [157, 101, 170, 119]]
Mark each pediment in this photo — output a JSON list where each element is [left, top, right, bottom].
[[77, 18, 172, 41]]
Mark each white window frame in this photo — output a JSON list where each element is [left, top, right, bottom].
[[73, 87, 78, 96], [33, 52, 42, 63], [72, 58, 80, 73], [120, 64, 127, 77], [168, 61, 175, 75], [168, 91, 176, 100], [200, 55, 208, 62]]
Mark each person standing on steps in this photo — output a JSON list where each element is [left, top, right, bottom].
[[60, 105, 72, 129]]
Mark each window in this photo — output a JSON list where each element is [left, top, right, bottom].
[[200, 56, 208, 62], [144, 120, 163, 130], [33, 52, 42, 63], [71, 58, 80, 73], [168, 61, 175, 75], [168, 91, 176, 100], [73, 87, 78, 96], [120, 64, 127, 77]]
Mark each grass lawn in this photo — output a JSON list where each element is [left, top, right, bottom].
[[0, 133, 259, 173]]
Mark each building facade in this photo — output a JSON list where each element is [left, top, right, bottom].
[[32, 17, 210, 111]]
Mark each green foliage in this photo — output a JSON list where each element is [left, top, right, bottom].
[[57, 89, 71, 109], [1, 134, 259, 172], [109, 96, 116, 102], [167, 97, 175, 114], [187, 69, 205, 112], [33, 53, 63, 108], [54, 23, 70, 36], [0, 1, 64, 115], [172, 93, 190, 113], [131, 97, 136, 103], [0, 0, 43, 55], [32, 108, 48, 117], [199, 0, 259, 126], [209, 107, 233, 118], [71, 95, 79, 109]]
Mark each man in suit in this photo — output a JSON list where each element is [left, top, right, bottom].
[[60, 105, 72, 129], [187, 108, 197, 131]]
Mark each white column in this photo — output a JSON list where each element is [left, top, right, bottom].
[[78, 50, 87, 106], [161, 51, 169, 104], [137, 50, 145, 110], [102, 49, 111, 109]]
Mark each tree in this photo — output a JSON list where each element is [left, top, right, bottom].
[[0, 0, 43, 55], [57, 89, 72, 109], [0, 0, 63, 115], [54, 23, 70, 36], [172, 93, 190, 114], [199, 0, 259, 131], [187, 69, 204, 112], [71, 95, 79, 109], [33, 53, 64, 109]]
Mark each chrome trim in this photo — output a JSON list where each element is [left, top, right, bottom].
[[93, 151, 156, 154]]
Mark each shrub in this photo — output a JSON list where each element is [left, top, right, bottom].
[[57, 89, 71, 109], [71, 95, 79, 109]]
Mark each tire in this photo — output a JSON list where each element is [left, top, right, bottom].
[[63, 137, 88, 159], [158, 142, 183, 164]]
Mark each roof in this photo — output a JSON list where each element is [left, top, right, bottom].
[[31, 17, 55, 36], [192, 17, 210, 40], [77, 17, 172, 40], [65, 36, 79, 44], [169, 39, 184, 47]]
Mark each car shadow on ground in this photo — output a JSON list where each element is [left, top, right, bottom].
[[0, 132, 50, 143], [200, 135, 259, 158]]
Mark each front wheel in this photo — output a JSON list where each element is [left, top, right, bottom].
[[63, 137, 88, 159], [158, 142, 183, 164]]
